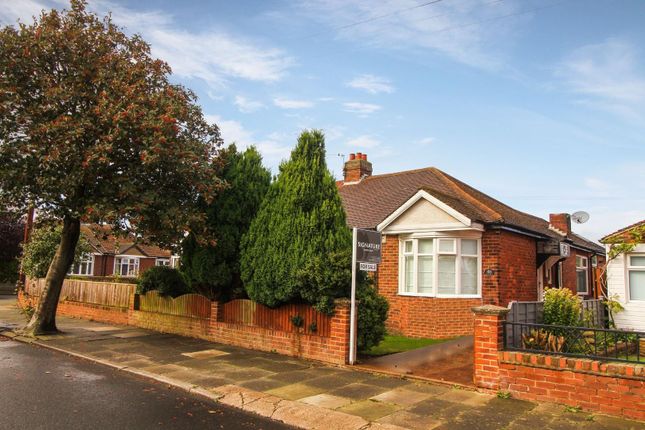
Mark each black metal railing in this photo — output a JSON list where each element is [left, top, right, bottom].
[[504, 322, 645, 364]]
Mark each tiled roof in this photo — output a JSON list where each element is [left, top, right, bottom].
[[338, 167, 604, 253], [600, 219, 645, 243], [80, 224, 172, 258]]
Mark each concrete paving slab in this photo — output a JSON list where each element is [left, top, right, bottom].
[[238, 377, 291, 392], [266, 382, 326, 400], [299, 393, 352, 409], [111, 330, 152, 338], [370, 388, 431, 406], [408, 398, 466, 421], [404, 382, 451, 395], [84, 326, 125, 332], [338, 399, 401, 421], [219, 368, 274, 381], [328, 383, 388, 401], [439, 388, 492, 407], [377, 410, 442, 430], [181, 348, 229, 359]]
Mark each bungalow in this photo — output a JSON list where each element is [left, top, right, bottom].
[[600, 220, 645, 331], [68, 224, 178, 278], [338, 153, 605, 339]]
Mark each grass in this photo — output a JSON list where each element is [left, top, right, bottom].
[[362, 335, 449, 357]]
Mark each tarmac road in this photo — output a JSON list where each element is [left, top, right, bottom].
[[0, 337, 294, 430]]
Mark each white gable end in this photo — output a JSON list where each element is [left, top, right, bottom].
[[378, 190, 477, 233]]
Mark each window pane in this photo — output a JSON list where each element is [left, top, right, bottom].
[[404, 255, 414, 292], [576, 270, 587, 293], [438, 239, 455, 253], [404, 241, 413, 254], [461, 239, 477, 255], [438, 255, 456, 294], [629, 271, 645, 300], [630, 256, 645, 267], [418, 256, 433, 293], [461, 256, 478, 294], [418, 239, 433, 254]]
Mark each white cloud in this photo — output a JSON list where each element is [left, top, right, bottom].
[[298, 0, 521, 70], [234, 96, 264, 113], [2, 0, 294, 91], [418, 137, 435, 145], [346, 74, 394, 94], [273, 98, 315, 109], [583, 177, 610, 193], [205, 114, 292, 166], [345, 135, 381, 149], [343, 102, 382, 115], [556, 38, 645, 122]]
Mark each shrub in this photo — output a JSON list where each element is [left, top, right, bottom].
[[181, 145, 271, 300], [21, 224, 91, 279], [137, 266, 190, 298], [241, 130, 351, 307], [356, 280, 389, 352], [295, 249, 388, 351], [0, 259, 19, 284], [543, 288, 582, 326]]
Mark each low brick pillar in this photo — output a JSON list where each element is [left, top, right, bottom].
[[472, 304, 509, 390], [210, 300, 222, 322], [330, 298, 352, 364]]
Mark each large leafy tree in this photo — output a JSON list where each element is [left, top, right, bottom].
[[181, 144, 271, 300], [0, 1, 223, 335], [240, 130, 351, 309]]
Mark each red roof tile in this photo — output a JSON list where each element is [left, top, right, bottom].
[[338, 167, 603, 253], [81, 224, 172, 258]]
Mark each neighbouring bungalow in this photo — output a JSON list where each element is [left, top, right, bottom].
[[68, 224, 178, 278], [338, 153, 605, 339], [600, 220, 645, 331]]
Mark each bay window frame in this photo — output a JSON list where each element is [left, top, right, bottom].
[[398, 234, 482, 298]]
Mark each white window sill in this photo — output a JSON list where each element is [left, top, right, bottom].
[[398, 292, 481, 299]]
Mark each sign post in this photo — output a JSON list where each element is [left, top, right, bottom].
[[349, 227, 382, 365]]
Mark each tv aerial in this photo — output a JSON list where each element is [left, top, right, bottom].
[[571, 211, 590, 224]]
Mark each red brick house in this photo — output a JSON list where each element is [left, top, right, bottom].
[[68, 224, 177, 278], [338, 153, 605, 338]]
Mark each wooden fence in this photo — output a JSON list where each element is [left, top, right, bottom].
[[137, 291, 211, 319], [25, 278, 135, 309], [220, 299, 332, 337]]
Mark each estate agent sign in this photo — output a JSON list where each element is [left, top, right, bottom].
[[356, 229, 382, 264]]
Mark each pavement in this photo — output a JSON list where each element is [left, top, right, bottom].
[[1, 295, 643, 430], [0, 337, 294, 430]]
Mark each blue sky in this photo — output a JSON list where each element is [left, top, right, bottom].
[[2, 0, 644, 242]]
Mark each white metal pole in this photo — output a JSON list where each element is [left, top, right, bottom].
[[349, 227, 358, 365]]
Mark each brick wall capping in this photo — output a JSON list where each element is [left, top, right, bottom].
[[471, 304, 510, 315]]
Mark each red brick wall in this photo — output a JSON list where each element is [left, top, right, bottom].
[[481, 230, 501, 305], [498, 353, 645, 421], [18, 289, 351, 365], [472, 307, 645, 421], [561, 249, 597, 299], [498, 230, 538, 305], [139, 257, 156, 274], [93, 255, 115, 276]]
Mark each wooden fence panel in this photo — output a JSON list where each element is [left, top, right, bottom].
[[25, 278, 135, 309], [221, 299, 332, 337], [138, 291, 211, 319]]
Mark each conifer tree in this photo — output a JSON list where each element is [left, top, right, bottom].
[[240, 130, 351, 309], [181, 145, 270, 300]]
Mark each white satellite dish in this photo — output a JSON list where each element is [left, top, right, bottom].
[[571, 211, 590, 224]]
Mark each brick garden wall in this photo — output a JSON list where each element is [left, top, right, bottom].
[[19, 280, 352, 365], [472, 305, 645, 421]]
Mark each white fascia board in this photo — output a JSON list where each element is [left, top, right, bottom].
[[377, 189, 471, 232]]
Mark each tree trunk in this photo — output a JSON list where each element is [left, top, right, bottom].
[[24, 217, 81, 336]]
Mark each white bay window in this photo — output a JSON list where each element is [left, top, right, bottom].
[[114, 256, 140, 277], [400, 237, 481, 297], [68, 254, 94, 276], [628, 255, 645, 301]]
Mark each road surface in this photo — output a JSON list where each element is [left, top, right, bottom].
[[0, 337, 293, 430]]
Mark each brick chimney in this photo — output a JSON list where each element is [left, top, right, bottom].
[[343, 153, 372, 183], [549, 213, 571, 235]]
